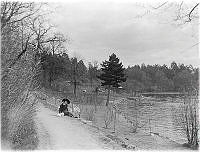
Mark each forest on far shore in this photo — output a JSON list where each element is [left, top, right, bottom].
[[39, 51, 199, 95]]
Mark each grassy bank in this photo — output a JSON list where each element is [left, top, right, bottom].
[[1, 91, 39, 150]]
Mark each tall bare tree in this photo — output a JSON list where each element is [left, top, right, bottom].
[[174, 91, 199, 149], [1, 2, 67, 149]]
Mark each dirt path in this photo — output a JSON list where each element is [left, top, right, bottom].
[[35, 103, 103, 150]]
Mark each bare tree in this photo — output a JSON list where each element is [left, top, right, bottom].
[[134, 2, 199, 25], [1, 2, 44, 30], [174, 2, 199, 23], [134, 1, 199, 56], [1, 2, 67, 149], [1, 2, 51, 80], [175, 93, 199, 149], [48, 33, 67, 55], [85, 107, 95, 121]]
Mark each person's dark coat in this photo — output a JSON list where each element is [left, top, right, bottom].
[[59, 103, 68, 113], [59, 98, 74, 117]]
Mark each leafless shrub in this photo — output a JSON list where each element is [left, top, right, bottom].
[[85, 107, 95, 121], [103, 106, 114, 129], [125, 98, 140, 133], [1, 2, 59, 149], [6, 90, 38, 149], [129, 120, 139, 133], [174, 94, 199, 149]]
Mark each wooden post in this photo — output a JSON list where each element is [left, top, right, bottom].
[[94, 87, 98, 112], [94, 94, 97, 112], [106, 85, 111, 106], [113, 108, 117, 132], [149, 118, 151, 135], [72, 102, 74, 113], [126, 100, 129, 123], [72, 96, 76, 113], [83, 92, 85, 104], [86, 96, 88, 104]]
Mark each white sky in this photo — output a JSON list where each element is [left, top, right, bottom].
[[48, 0, 199, 67]]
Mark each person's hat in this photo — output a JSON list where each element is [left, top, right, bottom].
[[67, 100, 70, 104], [62, 99, 66, 102]]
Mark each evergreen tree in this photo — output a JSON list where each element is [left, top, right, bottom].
[[98, 53, 126, 106]]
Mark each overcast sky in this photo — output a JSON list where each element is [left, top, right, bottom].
[[49, 0, 199, 67]]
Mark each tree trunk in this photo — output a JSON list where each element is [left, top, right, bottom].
[[49, 72, 52, 88], [90, 79, 93, 88], [134, 91, 136, 97], [131, 90, 133, 97], [74, 79, 77, 98], [106, 86, 110, 106], [72, 71, 77, 113], [52, 41, 55, 55], [95, 92, 97, 112], [73, 62, 77, 98]]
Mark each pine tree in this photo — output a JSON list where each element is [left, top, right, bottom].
[[98, 53, 126, 106]]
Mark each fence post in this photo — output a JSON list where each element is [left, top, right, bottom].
[[113, 108, 117, 132], [149, 118, 151, 135], [126, 100, 129, 123], [72, 102, 74, 113], [72, 97, 75, 113], [94, 93, 97, 112]]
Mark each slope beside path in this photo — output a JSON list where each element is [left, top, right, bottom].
[[34, 92, 187, 150]]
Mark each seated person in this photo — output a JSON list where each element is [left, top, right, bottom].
[[59, 98, 74, 117], [59, 99, 68, 113]]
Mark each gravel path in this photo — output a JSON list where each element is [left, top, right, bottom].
[[35, 103, 103, 150]]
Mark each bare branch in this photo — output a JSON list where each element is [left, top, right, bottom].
[[174, 1, 184, 21], [1, 2, 43, 29], [151, 1, 168, 9], [181, 42, 200, 53], [186, 3, 199, 22]]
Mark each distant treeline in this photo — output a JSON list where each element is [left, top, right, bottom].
[[39, 52, 99, 91], [123, 62, 199, 94], [39, 52, 199, 94]]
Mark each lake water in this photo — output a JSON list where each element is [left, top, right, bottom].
[[77, 96, 197, 144], [115, 97, 187, 144]]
